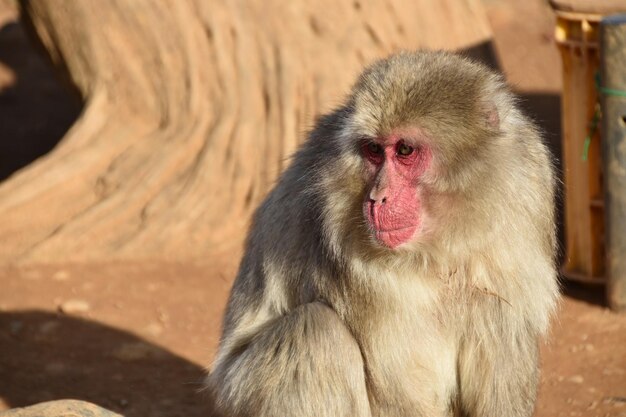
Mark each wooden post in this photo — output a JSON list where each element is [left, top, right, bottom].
[[600, 14, 626, 312], [553, 10, 606, 283]]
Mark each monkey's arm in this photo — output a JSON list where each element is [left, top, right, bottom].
[[207, 301, 371, 417], [457, 311, 540, 417]]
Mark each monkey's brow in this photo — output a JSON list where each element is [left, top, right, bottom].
[[355, 134, 377, 141]]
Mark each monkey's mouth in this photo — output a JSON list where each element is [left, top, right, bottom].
[[374, 225, 417, 233], [364, 201, 421, 248], [372, 225, 418, 249]]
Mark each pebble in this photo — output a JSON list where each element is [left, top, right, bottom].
[[38, 321, 60, 335], [58, 299, 90, 314], [0, 399, 122, 417], [52, 270, 70, 281], [45, 362, 66, 374], [112, 342, 163, 361], [81, 282, 94, 291], [157, 308, 169, 324], [604, 397, 626, 407], [144, 322, 163, 336], [9, 320, 23, 335], [568, 375, 584, 384]]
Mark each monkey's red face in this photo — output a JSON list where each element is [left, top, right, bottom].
[[361, 132, 432, 249]]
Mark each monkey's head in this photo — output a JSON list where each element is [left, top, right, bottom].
[[322, 51, 518, 255]]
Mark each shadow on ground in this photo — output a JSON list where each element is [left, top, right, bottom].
[[561, 280, 608, 308], [0, 20, 81, 181], [0, 310, 215, 417]]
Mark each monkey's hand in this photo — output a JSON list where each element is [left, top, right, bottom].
[[207, 302, 371, 417]]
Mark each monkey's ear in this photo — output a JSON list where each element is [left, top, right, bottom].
[[482, 101, 500, 130]]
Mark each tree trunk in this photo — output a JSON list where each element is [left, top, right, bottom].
[[1, 0, 492, 263]]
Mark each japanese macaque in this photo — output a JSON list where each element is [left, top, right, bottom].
[[206, 50, 559, 417]]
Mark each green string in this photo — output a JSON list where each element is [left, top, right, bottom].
[[582, 103, 600, 162], [596, 71, 626, 98], [582, 73, 626, 162]]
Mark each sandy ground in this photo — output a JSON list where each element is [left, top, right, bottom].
[[0, 1, 625, 416]]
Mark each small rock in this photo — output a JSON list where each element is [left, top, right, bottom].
[[144, 322, 163, 336], [52, 270, 70, 281], [112, 342, 164, 361], [159, 398, 174, 406], [0, 399, 123, 416], [81, 282, 94, 291], [603, 367, 625, 376], [605, 396, 626, 407], [157, 308, 169, 324], [9, 320, 23, 335], [568, 375, 584, 384], [38, 321, 60, 335], [58, 299, 91, 314], [45, 362, 66, 374]]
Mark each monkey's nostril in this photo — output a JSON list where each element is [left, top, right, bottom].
[[381, 197, 387, 204]]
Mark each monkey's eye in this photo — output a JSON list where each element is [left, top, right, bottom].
[[397, 143, 414, 156], [367, 142, 383, 155]]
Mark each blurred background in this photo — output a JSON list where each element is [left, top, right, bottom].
[[0, 0, 624, 416]]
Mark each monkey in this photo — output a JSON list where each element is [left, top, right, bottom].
[[206, 50, 559, 417]]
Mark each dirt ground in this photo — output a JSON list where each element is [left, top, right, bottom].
[[0, 1, 625, 417], [1, 263, 625, 417]]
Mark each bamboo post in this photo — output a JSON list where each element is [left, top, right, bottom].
[[600, 14, 626, 312]]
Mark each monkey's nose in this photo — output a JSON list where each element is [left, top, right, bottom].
[[368, 193, 387, 205], [369, 185, 388, 204]]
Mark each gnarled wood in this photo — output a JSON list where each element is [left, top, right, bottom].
[[0, 0, 492, 263]]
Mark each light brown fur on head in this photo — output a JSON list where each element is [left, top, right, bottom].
[[327, 52, 554, 263], [207, 50, 559, 417]]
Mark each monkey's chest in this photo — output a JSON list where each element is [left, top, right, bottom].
[[354, 308, 458, 416]]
